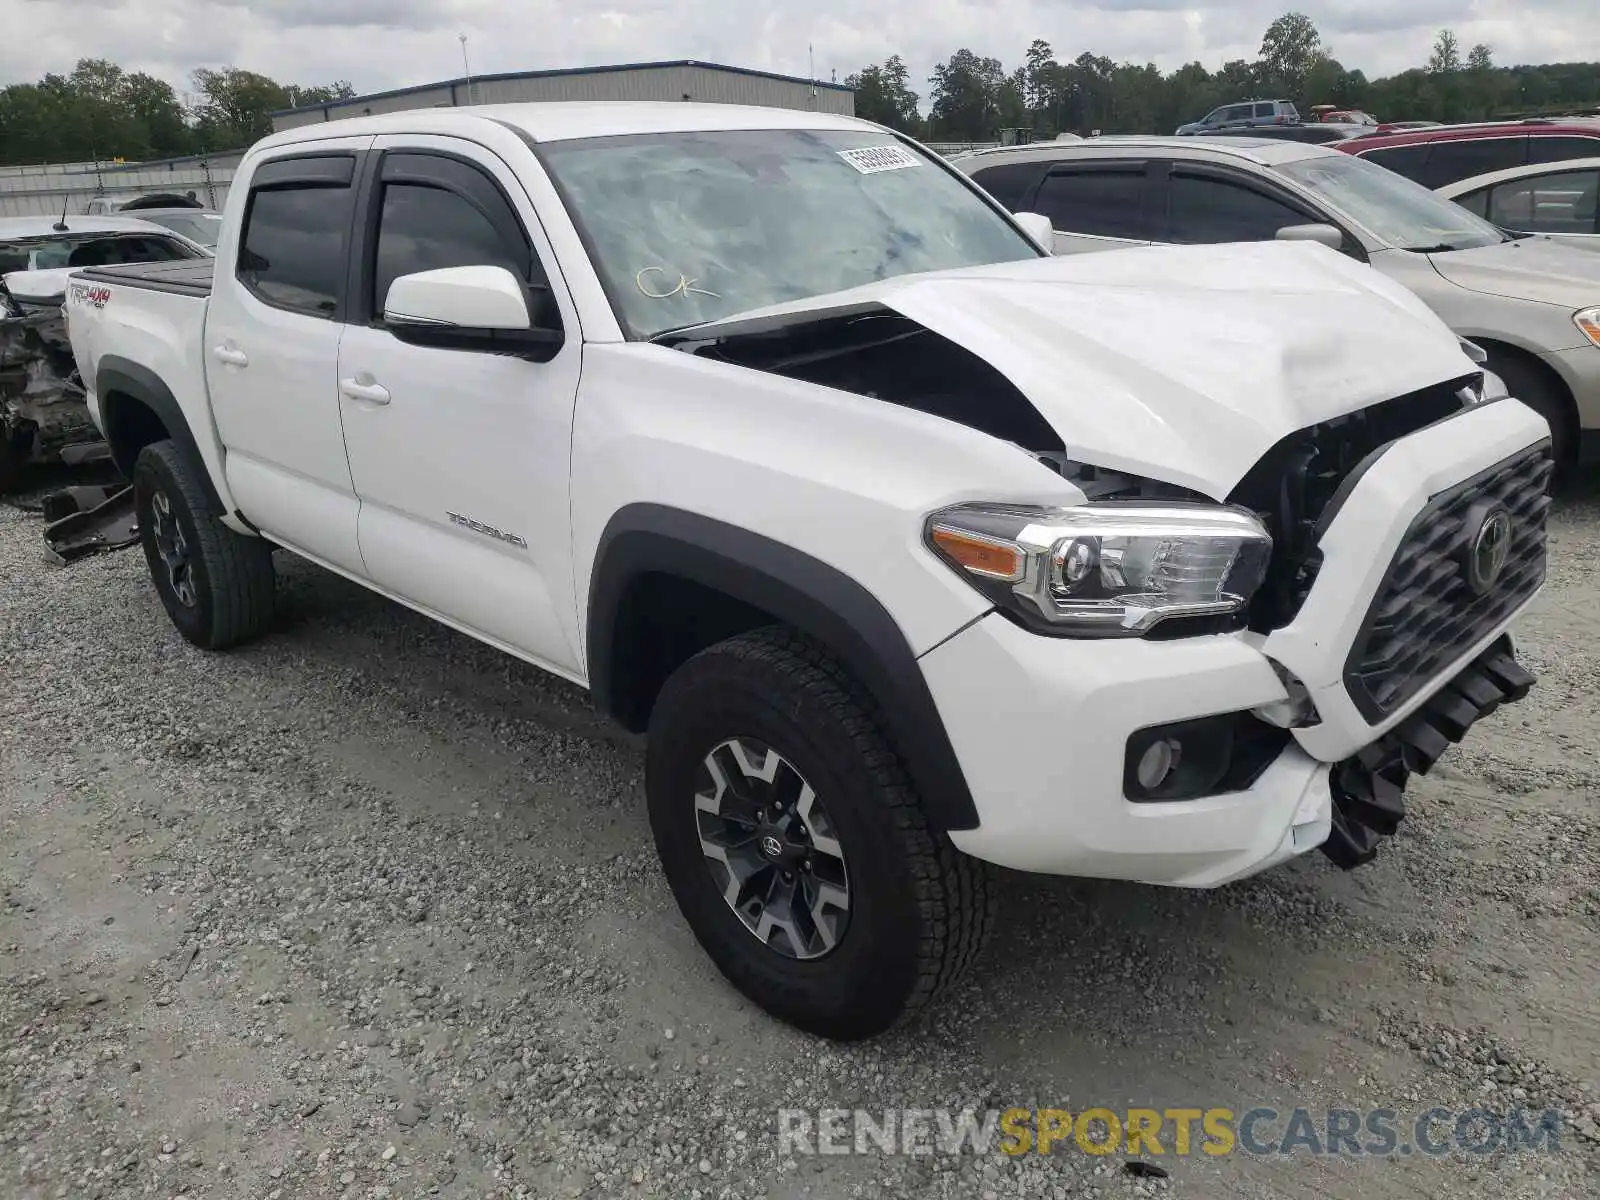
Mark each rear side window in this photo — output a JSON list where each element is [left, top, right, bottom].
[[1254, 103, 1275, 118], [1358, 144, 1430, 183], [1030, 169, 1153, 239], [238, 154, 356, 319], [1527, 135, 1600, 165], [1422, 137, 1528, 188], [1165, 172, 1309, 243], [968, 162, 1048, 211], [1485, 169, 1600, 235]]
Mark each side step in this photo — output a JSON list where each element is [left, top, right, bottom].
[[1321, 636, 1534, 870]]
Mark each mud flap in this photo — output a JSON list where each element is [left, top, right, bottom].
[[1321, 635, 1535, 869], [40, 483, 139, 566]]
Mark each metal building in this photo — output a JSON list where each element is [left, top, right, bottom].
[[270, 60, 855, 132], [0, 151, 243, 219]]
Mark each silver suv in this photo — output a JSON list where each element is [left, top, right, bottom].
[[1176, 100, 1300, 136], [955, 136, 1600, 470]]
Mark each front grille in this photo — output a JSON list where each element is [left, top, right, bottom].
[[1344, 442, 1552, 721]]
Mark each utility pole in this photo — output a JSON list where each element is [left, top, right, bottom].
[[460, 34, 475, 105]]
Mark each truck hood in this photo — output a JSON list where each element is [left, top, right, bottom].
[[670, 241, 1473, 497], [1428, 235, 1600, 308]]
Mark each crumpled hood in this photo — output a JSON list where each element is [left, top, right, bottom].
[[1428, 236, 1600, 308], [676, 241, 1474, 497], [2, 267, 74, 304]]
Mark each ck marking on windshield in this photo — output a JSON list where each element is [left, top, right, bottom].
[[635, 266, 720, 300], [447, 512, 528, 549]]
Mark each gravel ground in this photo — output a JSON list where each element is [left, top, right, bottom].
[[2, 468, 1597, 1200]]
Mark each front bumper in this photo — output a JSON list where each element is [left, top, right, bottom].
[[921, 397, 1552, 888]]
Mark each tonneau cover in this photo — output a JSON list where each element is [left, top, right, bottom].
[[76, 258, 214, 297]]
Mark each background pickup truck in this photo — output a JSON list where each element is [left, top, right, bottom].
[[66, 101, 1553, 1041]]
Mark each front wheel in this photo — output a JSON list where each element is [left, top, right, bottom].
[[133, 440, 276, 649], [645, 627, 995, 1040]]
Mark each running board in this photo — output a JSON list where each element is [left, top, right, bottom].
[[1322, 636, 1534, 870]]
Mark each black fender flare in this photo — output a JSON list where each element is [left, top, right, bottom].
[[97, 356, 225, 515], [586, 503, 980, 833]]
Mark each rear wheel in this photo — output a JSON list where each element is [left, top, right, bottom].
[[133, 440, 276, 649], [645, 627, 995, 1040], [1488, 351, 1573, 476]]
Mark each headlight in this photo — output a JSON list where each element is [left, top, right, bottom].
[[925, 502, 1273, 637], [1575, 307, 1600, 348]]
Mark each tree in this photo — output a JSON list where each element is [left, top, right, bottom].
[[1258, 12, 1323, 96], [927, 49, 1006, 140], [1428, 29, 1462, 75], [844, 56, 920, 133], [1467, 43, 1494, 73]]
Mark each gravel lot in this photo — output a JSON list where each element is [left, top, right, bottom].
[[2, 468, 1597, 1200]]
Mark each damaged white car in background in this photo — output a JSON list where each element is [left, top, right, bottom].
[[0, 214, 209, 491]]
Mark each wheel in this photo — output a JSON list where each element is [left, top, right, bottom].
[[645, 627, 995, 1040], [1488, 352, 1573, 475], [132, 439, 276, 649]]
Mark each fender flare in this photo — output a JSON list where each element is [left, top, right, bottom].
[[586, 503, 980, 833], [97, 356, 225, 514]]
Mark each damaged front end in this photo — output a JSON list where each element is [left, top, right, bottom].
[[1, 278, 105, 491]]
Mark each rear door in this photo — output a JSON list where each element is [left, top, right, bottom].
[[1021, 160, 1163, 254], [204, 136, 373, 574], [334, 135, 586, 674]]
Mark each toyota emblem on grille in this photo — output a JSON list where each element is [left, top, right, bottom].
[[1465, 504, 1512, 595]]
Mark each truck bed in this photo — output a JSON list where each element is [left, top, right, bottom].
[[76, 259, 214, 297]]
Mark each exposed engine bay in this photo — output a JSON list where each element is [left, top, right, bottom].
[[1, 279, 101, 491], [661, 308, 1205, 502]]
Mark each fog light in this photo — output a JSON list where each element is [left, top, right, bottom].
[[1135, 737, 1182, 790]]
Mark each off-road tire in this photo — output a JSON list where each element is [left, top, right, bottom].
[[132, 439, 275, 649], [645, 626, 996, 1040], [1488, 352, 1573, 478]]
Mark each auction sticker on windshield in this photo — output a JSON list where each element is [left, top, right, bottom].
[[837, 145, 922, 174]]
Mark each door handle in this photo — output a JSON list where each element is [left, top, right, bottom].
[[211, 345, 248, 367], [339, 377, 391, 406]]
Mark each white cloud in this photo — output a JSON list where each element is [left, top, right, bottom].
[[5, 0, 1598, 108]]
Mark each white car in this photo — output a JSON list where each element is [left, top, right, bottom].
[[64, 103, 1551, 1039], [1437, 157, 1600, 249], [1, 214, 211, 486]]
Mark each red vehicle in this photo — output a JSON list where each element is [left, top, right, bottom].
[[1337, 118, 1600, 189]]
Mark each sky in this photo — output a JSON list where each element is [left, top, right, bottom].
[[6, 0, 1600, 107]]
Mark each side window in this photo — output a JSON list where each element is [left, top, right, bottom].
[[1422, 138, 1528, 189], [1487, 170, 1600, 234], [1359, 145, 1430, 184], [1030, 169, 1153, 240], [371, 153, 543, 317], [237, 155, 356, 319], [1165, 172, 1310, 244], [1223, 105, 1252, 123], [1454, 188, 1490, 218], [1254, 103, 1275, 118], [1527, 136, 1600, 165], [968, 162, 1048, 211]]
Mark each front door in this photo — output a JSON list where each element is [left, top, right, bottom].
[[335, 136, 585, 676]]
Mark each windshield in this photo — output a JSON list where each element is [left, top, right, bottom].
[[0, 230, 201, 274], [139, 212, 222, 248], [1275, 153, 1508, 252], [538, 128, 1040, 338]]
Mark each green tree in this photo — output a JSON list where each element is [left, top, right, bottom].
[[1258, 12, 1323, 96], [1467, 43, 1494, 72], [843, 56, 921, 133], [927, 49, 1006, 140], [1428, 29, 1462, 75]]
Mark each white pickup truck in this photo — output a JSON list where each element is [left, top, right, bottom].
[[65, 102, 1552, 1040]]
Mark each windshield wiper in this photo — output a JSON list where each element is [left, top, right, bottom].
[[1403, 242, 1459, 253]]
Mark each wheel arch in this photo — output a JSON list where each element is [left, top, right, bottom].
[[97, 356, 226, 514], [586, 504, 981, 834], [1474, 338, 1578, 462]]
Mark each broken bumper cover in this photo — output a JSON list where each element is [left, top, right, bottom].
[[1323, 635, 1533, 868]]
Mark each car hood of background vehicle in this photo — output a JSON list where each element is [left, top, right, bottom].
[[1428, 236, 1600, 309], [674, 241, 1472, 497]]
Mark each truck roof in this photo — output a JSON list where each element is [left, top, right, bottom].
[[257, 101, 879, 149]]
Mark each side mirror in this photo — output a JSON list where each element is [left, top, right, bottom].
[[383, 264, 563, 358], [1275, 223, 1345, 251], [1012, 211, 1055, 253]]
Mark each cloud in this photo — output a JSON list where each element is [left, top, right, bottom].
[[5, 0, 1598, 107]]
